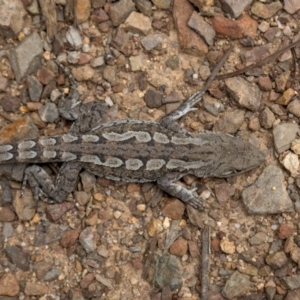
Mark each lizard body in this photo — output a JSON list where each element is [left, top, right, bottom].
[[0, 48, 265, 209]]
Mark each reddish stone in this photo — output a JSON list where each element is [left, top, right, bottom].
[[80, 273, 95, 289], [162, 198, 185, 220], [169, 237, 188, 256], [212, 13, 258, 39], [0, 207, 15, 222], [37, 67, 55, 85], [172, 0, 208, 55], [211, 237, 221, 252], [277, 223, 294, 239], [60, 230, 79, 248], [188, 241, 200, 257]]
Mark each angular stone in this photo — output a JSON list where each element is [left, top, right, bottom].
[[0, 272, 20, 296], [108, 0, 135, 27], [213, 110, 245, 134], [220, 0, 254, 18], [0, 0, 27, 37], [75, 0, 91, 24], [280, 151, 299, 176], [24, 282, 48, 296], [124, 11, 152, 35], [4, 245, 30, 271], [0, 95, 21, 112], [91, 8, 109, 23], [173, 0, 208, 56], [276, 88, 295, 105], [46, 202, 75, 221], [212, 13, 257, 39], [222, 271, 250, 298], [141, 33, 168, 51], [60, 230, 79, 248], [66, 26, 83, 50], [251, 1, 283, 19], [241, 165, 294, 214], [134, 0, 152, 16], [266, 251, 288, 269], [27, 75, 43, 102], [259, 107, 275, 129], [284, 0, 300, 14], [281, 275, 300, 290], [0, 207, 15, 222], [72, 65, 95, 81], [225, 77, 261, 111], [79, 226, 99, 253], [288, 100, 300, 117], [9, 32, 43, 82], [275, 70, 291, 92], [144, 89, 163, 108], [153, 253, 182, 291], [188, 12, 215, 46], [38, 103, 59, 123], [152, 0, 171, 9], [273, 123, 299, 153]]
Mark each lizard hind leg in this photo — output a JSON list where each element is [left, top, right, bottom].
[[157, 173, 205, 210], [22, 162, 82, 203]]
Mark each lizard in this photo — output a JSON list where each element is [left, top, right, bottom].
[[0, 46, 265, 210]]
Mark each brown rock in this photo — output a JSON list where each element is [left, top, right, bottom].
[[86, 211, 99, 226], [213, 110, 245, 134], [0, 273, 20, 296], [91, 8, 109, 23], [0, 0, 27, 37], [266, 251, 288, 269], [0, 95, 21, 112], [80, 273, 95, 289], [75, 0, 91, 24], [258, 76, 273, 91], [188, 241, 200, 257], [277, 224, 294, 239], [251, 1, 282, 19], [131, 257, 143, 270], [290, 246, 300, 266], [211, 237, 221, 251], [284, 0, 300, 14], [225, 77, 261, 112], [0, 207, 15, 222], [0, 76, 8, 91], [276, 88, 295, 105], [46, 202, 74, 221], [215, 182, 235, 205], [108, 0, 135, 27], [72, 65, 95, 81], [123, 11, 152, 35], [287, 99, 300, 117], [60, 230, 79, 248], [37, 67, 55, 85], [212, 13, 257, 39], [169, 237, 188, 256], [162, 198, 186, 219], [24, 282, 48, 296], [275, 70, 291, 92], [173, 0, 208, 56], [259, 107, 275, 129]]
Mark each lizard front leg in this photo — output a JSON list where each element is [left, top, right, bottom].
[[159, 45, 232, 126], [22, 162, 82, 203], [55, 60, 117, 134], [157, 173, 204, 210]]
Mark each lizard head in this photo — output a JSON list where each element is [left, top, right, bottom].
[[215, 137, 266, 177]]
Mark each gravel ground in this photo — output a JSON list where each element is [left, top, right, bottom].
[[0, 0, 300, 299]]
